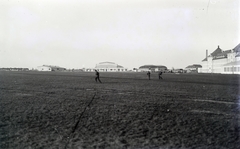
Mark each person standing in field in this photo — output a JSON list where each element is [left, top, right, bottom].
[[147, 71, 151, 80], [158, 71, 163, 80], [95, 70, 102, 83]]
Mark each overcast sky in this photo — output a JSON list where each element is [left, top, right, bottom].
[[1, 0, 239, 69]]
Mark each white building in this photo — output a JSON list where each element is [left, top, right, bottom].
[[222, 61, 240, 74], [185, 64, 202, 73], [138, 65, 167, 72], [84, 62, 128, 72], [199, 44, 240, 74], [37, 65, 66, 71]]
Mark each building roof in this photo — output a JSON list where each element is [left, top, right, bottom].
[[186, 64, 202, 68], [212, 50, 232, 60], [211, 45, 223, 57], [139, 65, 167, 69], [42, 65, 65, 69], [202, 44, 240, 61], [202, 45, 223, 61], [223, 61, 240, 66], [99, 62, 115, 65], [95, 62, 124, 68], [233, 43, 240, 52], [202, 57, 207, 61]]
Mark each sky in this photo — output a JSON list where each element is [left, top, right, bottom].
[[0, 0, 239, 69]]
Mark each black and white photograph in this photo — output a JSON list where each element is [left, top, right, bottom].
[[0, 0, 239, 148]]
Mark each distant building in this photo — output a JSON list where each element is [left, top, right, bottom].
[[83, 62, 128, 72], [37, 65, 66, 71], [199, 44, 240, 74], [172, 68, 184, 73], [138, 65, 167, 72], [0, 68, 29, 71], [185, 64, 202, 73], [71, 69, 83, 72]]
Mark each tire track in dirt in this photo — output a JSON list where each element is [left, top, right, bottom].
[[64, 92, 97, 149]]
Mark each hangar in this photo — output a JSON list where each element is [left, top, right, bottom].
[[138, 65, 167, 72], [84, 62, 128, 72]]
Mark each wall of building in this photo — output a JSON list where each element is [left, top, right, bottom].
[[95, 64, 118, 68], [90, 62, 128, 72], [84, 68, 128, 72], [199, 61, 208, 73], [236, 56, 240, 61], [37, 66, 51, 71], [96, 68, 127, 72], [227, 52, 236, 63], [212, 58, 228, 73], [138, 68, 150, 72], [51, 67, 66, 71], [222, 65, 240, 74], [208, 57, 213, 73]]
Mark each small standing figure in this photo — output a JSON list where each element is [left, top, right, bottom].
[[95, 70, 102, 83], [158, 71, 163, 80], [147, 71, 151, 80]]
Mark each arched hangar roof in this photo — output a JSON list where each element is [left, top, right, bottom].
[[95, 62, 124, 68], [186, 64, 202, 69]]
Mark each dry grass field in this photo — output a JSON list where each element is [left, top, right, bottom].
[[0, 71, 240, 149]]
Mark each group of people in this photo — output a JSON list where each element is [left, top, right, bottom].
[[94, 70, 163, 83], [147, 71, 163, 80]]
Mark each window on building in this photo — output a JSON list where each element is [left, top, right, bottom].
[[224, 67, 226, 72], [234, 67, 237, 72], [227, 67, 229, 72], [238, 67, 240, 72]]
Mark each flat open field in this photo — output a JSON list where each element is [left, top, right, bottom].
[[0, 71, 240, 149]]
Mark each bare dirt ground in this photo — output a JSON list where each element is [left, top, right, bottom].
[[0, 71, 239, 149]]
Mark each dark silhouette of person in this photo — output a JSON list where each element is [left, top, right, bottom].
[[147, 71, 151, 80], [95, 70, 102, 83], [158, 71, 163, 79]]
